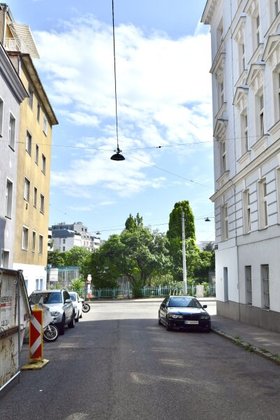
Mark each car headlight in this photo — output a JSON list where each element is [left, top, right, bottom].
[[200, 315, 210, 320], [51, 311, 60, 317], [168, 314, 183, 319]]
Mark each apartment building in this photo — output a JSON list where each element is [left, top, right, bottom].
[[0, 43, 27, 267], [0, 4, 58, 293], [51, 222, 101, 252], [202, 0, 280, 332]]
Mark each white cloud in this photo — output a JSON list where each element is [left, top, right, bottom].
[[35, 15, 212, 197]]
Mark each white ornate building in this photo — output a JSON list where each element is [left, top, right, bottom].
[[202, 0, 280, 332]]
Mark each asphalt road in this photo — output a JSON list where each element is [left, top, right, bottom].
[[1, 299, 280, 420]]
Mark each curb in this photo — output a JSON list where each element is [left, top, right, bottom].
[[211, 326, 280, 365]]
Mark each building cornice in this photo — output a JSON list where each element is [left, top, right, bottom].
[[0, 43, 28, 102], [201, 0, 219, 25], [8, 51, 58, 126]]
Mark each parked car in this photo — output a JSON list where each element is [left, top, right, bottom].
[[29, 289, 75, 335], [158, 295, 211, 332], [69, 292, 83, 322]]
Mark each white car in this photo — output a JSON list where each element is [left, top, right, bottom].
[[29, 289, 75, 335], [69, 292, 83, 322]]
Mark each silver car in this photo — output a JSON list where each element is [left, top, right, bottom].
[[29, 289, 75, 335], [69, 292, 83, 322]]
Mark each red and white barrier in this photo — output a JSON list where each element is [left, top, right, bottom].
[[29, 307, 43, 361]]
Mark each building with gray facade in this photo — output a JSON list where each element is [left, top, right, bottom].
[[0, 43, 27, 268]]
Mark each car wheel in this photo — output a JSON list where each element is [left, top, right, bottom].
[[166, 320, 172, 331], [158, 317, 161, 325], [58, 316, 65, 335], [68, 312, 75, 328]]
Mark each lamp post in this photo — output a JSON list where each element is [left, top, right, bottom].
[[182, 211, 187, 294]]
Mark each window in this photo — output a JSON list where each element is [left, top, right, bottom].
[[26, 131, 32, 155], [241, 111, 248, 154], [9, 113, 16, 149], [220, 139, 227, 173], [22, 226, 29, 250], [258, 93, 264, 137], [254, 14, 260, 48], [261, 264, 270, 309], [273, 0, 279, 20], [32, 231, 36, 252], [274, 71, 280, 122], [240, 42, 245, 72], [245, 266, 252, 305], [28, 86, 33, 109], [258, 179, 268, 229], [243, 189, 251, 233], [42, 154, 46, 174], [43, 115, 48, 135], [39, 235, 43, 254], [217, 19, 223, 48], [6, 179, 13, 218], [24, 178, 30, 202], [0, 97, 3, 137], [35, 144, 39, 164], [223, 267, 229, 301], [221, 204, 229, 240], [35, 278, 43, 290], [33, 187, 37, 208], [40, 194, 45, 213], [218, 79, 225, 109], [37, 103, 41, 122], [1, 250, 9, 268]]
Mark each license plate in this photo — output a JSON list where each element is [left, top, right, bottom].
[[184, 320, 199, 325]]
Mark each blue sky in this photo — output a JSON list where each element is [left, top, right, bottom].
[[8, 0, 214, 242]]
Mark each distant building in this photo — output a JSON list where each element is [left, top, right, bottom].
[[202, 1, 280, 332], [50, 222, 101, 252]]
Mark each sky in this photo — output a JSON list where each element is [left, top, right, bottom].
[[7, 0, 214, 243]]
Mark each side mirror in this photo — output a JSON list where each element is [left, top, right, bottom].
[[65, 298, 72, 304], [203, 305, 207, 308]]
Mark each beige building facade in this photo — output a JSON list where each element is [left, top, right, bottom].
[[0, 3, 58, 294]]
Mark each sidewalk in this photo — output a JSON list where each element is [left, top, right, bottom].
[[211, 314, 280, 365]]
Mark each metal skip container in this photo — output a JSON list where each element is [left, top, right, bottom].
[[0, 269, 31, 391]]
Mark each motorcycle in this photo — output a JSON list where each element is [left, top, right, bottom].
[[43, 322, 59, 342], [80, 298, 91, 313]]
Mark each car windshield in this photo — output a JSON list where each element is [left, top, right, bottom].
[[30, 292, 62, 305], [168, 297, 202, 308]]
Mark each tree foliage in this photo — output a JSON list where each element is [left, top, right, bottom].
[[86, 215, 172, 297], [166, 201, 198, 281], [47, 250, 65, 267]]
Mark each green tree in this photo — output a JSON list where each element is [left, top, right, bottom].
[[193, 242, 215, 281], [86, 215, 171, 297], [63, 246, 91, 268], [125, 213, 143, 231], [70, 278, 85, 295], [47, 250, 66, 267], [166, 201, 198, 282]]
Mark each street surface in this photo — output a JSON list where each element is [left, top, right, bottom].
[[1, 299, 280, 420]]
